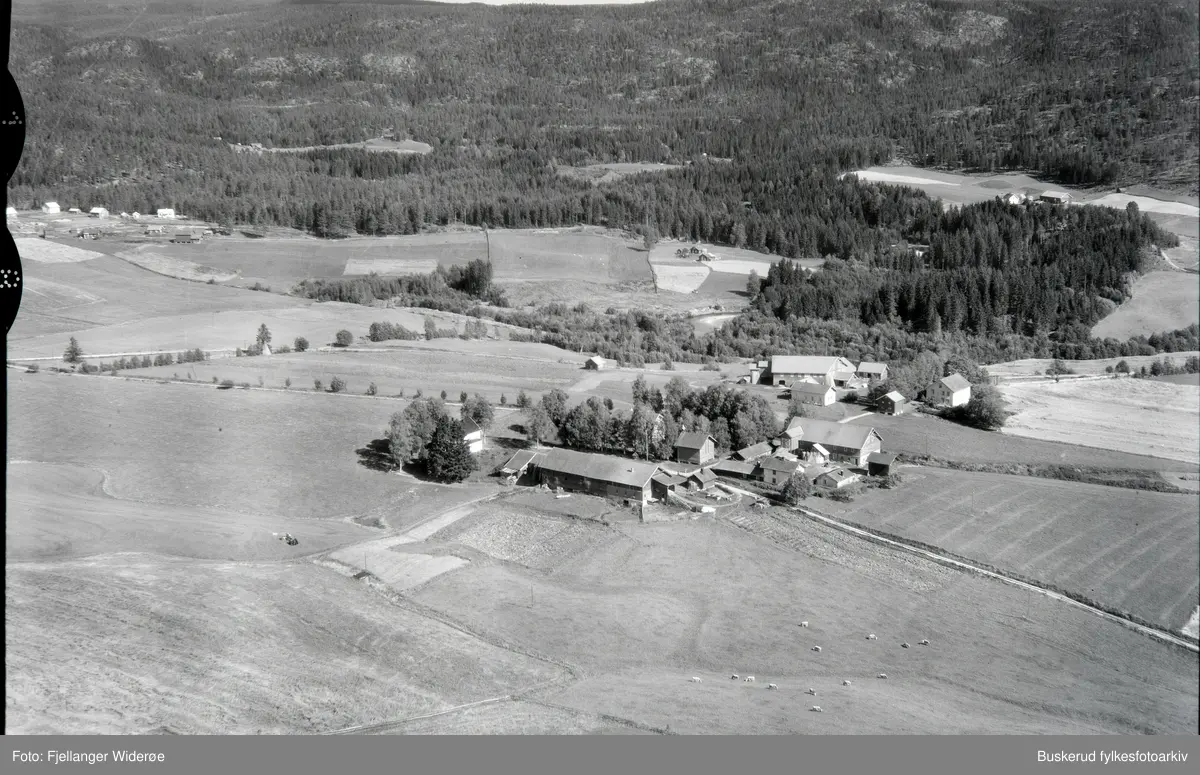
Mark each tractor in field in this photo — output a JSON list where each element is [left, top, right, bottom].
[[277, 532, 299, 546]]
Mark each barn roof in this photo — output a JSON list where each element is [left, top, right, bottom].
[[652, 472, 688, 487], [758, 457, 802, 473], [689, 468, 718, 484], [734, 442, 773, 461], [499, 449, 542, 474], [817, 467, 857, 484], [675, 431, 715, 450], [792, 418, 879, 450], [867, 452, 898, 466], [770, 355, 853, 375], [461, 416, 481, 435], [857, 361, 888, 374], [712, 460, 757, 477], [882, 391, 906, 402], [537, 448, 660, 489], [939, 374, 972, 392]]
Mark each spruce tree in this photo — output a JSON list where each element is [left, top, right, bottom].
[[425, 416, 477, 483]]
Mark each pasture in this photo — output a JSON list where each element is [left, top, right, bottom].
[[648, 239, 823, 300], [410, 508, 1197, 733], [123, 342, 589, 403], [251, 137, 433, 155], [818, 467, 1200, 634], [5, 558, 564, 734], [988, 352, 1200, 380], [555, 162, 684, 186], [6, 370, 491, 524], [1090, 271, 1200, 340], [863, 410, 1200, 472], [997, 377, 1200, 465], [114, 247, 239, 283]]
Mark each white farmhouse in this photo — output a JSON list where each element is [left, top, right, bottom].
[[926, 373, 972, 408], [41, 202, 60, 214]]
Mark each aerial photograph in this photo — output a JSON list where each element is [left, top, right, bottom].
[[5, 0, 1198, 736]]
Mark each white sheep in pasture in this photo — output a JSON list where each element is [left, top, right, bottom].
[[842, 680, 852, 687], [690, 676, 702, 683], [810, 706, 823, 713], [866, 634, 877, 640], [799, 621, 809, 628], [767, 683, 778, 690], [919, 639, 929, 646], [877, 673, 888, 679], [811, 646, 822, 652], [744, 676, 756, 682]]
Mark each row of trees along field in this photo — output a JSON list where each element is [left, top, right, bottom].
[[9, 0, 1198, 233]]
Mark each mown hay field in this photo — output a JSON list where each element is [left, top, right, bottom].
[[412, 511, 1198, 734], [998, 377, 1200, 465], [818, 467, 1200, 633], [1090, 271, 1200, 340], [6, 370, 490, 523]]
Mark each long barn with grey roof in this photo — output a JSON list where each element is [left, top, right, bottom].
[[535, 448, 661, 505]]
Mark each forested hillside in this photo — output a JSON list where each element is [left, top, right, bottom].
[[8, 0, 1199, 243]]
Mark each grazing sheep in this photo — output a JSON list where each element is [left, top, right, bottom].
[[744, 676, 756, 682], [690, 677, 702, 683], [767, 683, 778, 690], [799, 621, 809, 628], [919, 639, 929, 646], [810, 706, 823, 713], [731, 674, 740, 680], [901, 642, 910, 648], [805, 688, 816, 695], [877, 673, 888, 679], [842, 680, 852, 687], [812, 646, 822, 652], [866, 634, 877, 640]]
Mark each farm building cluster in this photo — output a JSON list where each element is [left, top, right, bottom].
[[742, 356, 972, 411]]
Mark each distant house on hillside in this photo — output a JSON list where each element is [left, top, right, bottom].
[[462, 416, 484, 454], [926, 373, 972, 408], [89, 207, 109, 219], [584, 355, 606, 370], [769, 355, 856, 387], [156, 208, 176, 219], [40, 202, 60, 214], [1038, 191, 1071, 205], [791, 381, 836, 407], [875, 391, 910, 416], [856, 362, 889, 382], [536, 448, 660, 506], [674, 431, 717, 466], [1004, 192, 1027, 206]]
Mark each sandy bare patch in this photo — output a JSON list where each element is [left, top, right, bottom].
[[1091, 271, 1200, 339], [999, 377, 1200, 465], [1183, 608, 1200, 639], [1082, 194, 1200, 218], [653, 264, 710, 294], [15, 238, 106, 264], [343, 258, 439, 276]]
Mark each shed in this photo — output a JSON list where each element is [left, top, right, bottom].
[[462, 416, 484, 454], [89, 207, 109, 218], [815, 467, 861, 490], [734, 441, 772, 462], [791, 381, 837, 406], [866, 452, 898, 477], [68, 207, 82, 213], [41, 202, 60, 214], [1039, 191, 1071, 204], [711, 459, 757, 480], [584, 355, 606, 370], [156, 208, 177, 219], [674, 431, 717, 466], [651, 472, 688, 500], [145, 225, 164, 235], [171, 233, 198, 244], [686, 467, 718, 491], [856, 362, 889, 381], [875, 391, 910, 416], [499, 449, 543, 479]]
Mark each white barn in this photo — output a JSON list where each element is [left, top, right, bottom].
[[41, 202, 60, 214], [926, 373, 972, 408], [791, 381, 836, 406], [89, 206, 109, 218], [769, 355, 856, 387], [156, 208, 177, 219]]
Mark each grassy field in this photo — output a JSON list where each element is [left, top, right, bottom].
[[988, 353, 1200, 380], [1091, 271, 1200, 339], [121, 342, 588, 403], [555, 162, 684, 186], [647, 239, 822, 299], [997, 377, 1200, 465], [861, 410, 1200, 472], [411, 508, 1197, 734], [6, 370, 492, 523], [5, 558, 564, 734], [818, 467, 1200, 634]]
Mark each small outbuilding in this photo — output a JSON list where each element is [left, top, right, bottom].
[[584, 355, 606, 370], [815, 467, 860, 490], [734, 441, 773, 462], [866, 451, 898, 477], [1038, 191, 1072, 205], [856, 362, 889, 382], [674, 431, 717, 466], [498, 449, 543, 480], [145, 225, 164, 235], [462, 416, 485, 454], [89, 207, 109, 218], [156, 208, 177, 219], [791, 381, 837, 407], [711, 459, 757, 480], [40, 202, 60, 214], [685, 467, 718, 491], [875, 391, 911, 416], [757, 456, 802, 486]]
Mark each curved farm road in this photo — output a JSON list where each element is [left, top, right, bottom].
[[718, 484, 1199, 653]]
